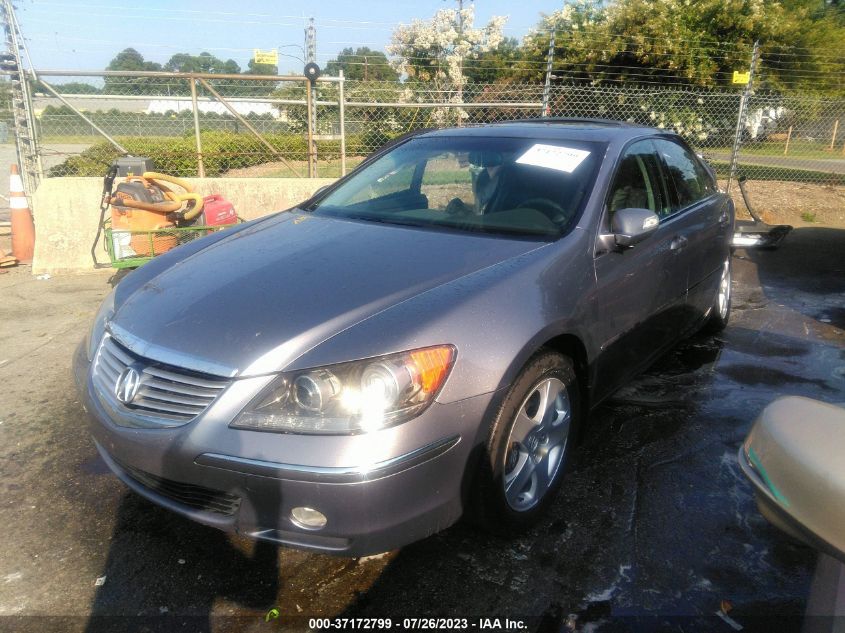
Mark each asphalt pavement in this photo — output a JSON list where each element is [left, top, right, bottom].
[[0, 226, 843, 633]]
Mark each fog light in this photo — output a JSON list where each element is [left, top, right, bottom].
[[291, 506, 327, 530]]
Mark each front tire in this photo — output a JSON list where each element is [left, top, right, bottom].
[[471, 350, 580, 535]]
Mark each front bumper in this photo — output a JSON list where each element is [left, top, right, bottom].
[[73, 341, 493, 556]]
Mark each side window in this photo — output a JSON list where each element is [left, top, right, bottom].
[[693, 156, 718, 197], [420, 152, 475, 210], [653, 139, 712, 213], [607, 140, 668, 220]]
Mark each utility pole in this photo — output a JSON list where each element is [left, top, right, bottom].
[[728, 40, 760, 192], [1, 0, 41, 195], [304, 17, 317, 177], [541, 30, 556, 117]]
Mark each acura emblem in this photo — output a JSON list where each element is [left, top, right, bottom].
[[115, 366, 142, 404]]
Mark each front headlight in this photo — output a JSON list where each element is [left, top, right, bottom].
[[231, 345, 455, 435], [85, 289, 116, 361]]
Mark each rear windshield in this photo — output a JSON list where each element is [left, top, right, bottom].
[[309, 136, 606, 239]]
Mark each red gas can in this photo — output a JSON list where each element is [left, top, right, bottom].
[[201, 194, 237, 226]]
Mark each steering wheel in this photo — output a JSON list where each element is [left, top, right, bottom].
[[518, 197, 569, 225]]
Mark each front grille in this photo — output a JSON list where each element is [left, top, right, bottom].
[[93, 334, 230, 424], [119, 461, 241, 516]]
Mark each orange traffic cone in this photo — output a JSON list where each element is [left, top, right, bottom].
[[9, 164, 35, 263]]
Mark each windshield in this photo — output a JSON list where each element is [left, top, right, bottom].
[[309, 136, 606, 239]]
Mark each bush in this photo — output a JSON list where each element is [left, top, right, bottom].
[[47, 132, 369, 177]]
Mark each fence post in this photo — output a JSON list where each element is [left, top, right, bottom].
[[727, 40, 760, 192], [190, 78, 205, 178], [541, 31, 556, 117], [830, 120, 839, 151], [306, 78, 316, 178], [339, 70, 346, 177]]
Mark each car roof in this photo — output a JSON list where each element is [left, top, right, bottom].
[[415, 118, 670, 143]]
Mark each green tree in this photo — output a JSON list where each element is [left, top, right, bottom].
[[519, 0, 845, 92], [601, 0, 845, 91], [462, 37, 525, 84], [164, 52, 240, 74], [247, 58, 278, 75], [51, 81, 101, 94], [104, 48, 164, 94], [325, 47, 398, 81]]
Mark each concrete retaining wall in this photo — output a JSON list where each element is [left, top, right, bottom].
[[31, 177, 335, 275]]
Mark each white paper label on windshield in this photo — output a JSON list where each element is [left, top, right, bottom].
[[515, 144, 590, 173]]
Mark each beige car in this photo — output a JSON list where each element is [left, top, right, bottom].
[[740, 396, 845, 623]]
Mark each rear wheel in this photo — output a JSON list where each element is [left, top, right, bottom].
[[702, 258, 731, 334], [472, 350, 580, 534]]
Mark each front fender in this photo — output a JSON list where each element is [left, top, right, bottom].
[[287, 233, 597, 405]]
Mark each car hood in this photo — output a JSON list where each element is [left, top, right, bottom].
[[110, 211, 544, 377]]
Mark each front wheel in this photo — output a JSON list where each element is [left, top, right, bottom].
[[471, 350, 580, 535], [702, 258, 731, 334]]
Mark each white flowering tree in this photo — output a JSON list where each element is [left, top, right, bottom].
[[386, 5, 507, 92]]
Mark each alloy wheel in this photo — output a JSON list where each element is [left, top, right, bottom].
[[718, 260, 731, 320], [503, 377, 571, 511]]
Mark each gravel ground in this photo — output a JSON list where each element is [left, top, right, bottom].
[[727, 180, 845, 228], [0, 224, 843, 633]]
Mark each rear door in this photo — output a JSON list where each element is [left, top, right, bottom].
[[591, 139, 689, 400], [652, 138, 729, 321]]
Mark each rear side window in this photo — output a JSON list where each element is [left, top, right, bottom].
[[653, 139, 715, 212], [607, 139, 671, 219]]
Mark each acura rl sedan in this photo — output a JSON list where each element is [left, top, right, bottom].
[[74, 119, 734, 556]]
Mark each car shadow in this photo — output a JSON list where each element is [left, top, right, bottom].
[[739, 226, 845, 330], [82, 420, 283, 633], [82, 491, 280, 633]]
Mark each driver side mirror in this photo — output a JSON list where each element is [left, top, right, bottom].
[[740, 396, 845, 564], [611, 207, 660, 248]]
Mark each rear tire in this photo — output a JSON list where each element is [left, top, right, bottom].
[[471, 350, 580, 536], [702, 257, 731, 334]]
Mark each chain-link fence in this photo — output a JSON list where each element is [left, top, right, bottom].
[[25, 72, 338, 179], [6, 70, 844, 221]]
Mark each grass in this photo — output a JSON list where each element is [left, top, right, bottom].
[[801, 211, 817, 223], [708, 140, 845, 160], [709, 160, 845, 185], [236, 156, 366, 178]]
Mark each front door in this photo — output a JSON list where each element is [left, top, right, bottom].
[[591, 139, 690, 401]]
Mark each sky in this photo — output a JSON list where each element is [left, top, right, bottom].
[[13, 0, 564, 75]]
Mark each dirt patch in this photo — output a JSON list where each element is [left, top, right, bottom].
[[723, 180, 845, 228]]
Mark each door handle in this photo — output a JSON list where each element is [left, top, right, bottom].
[[670, 236, 688, 251], [718, 210, 730, 226]]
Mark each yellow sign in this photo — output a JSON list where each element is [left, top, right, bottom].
[[732, 71, 750, 85], [253, 49, 278, 66]]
